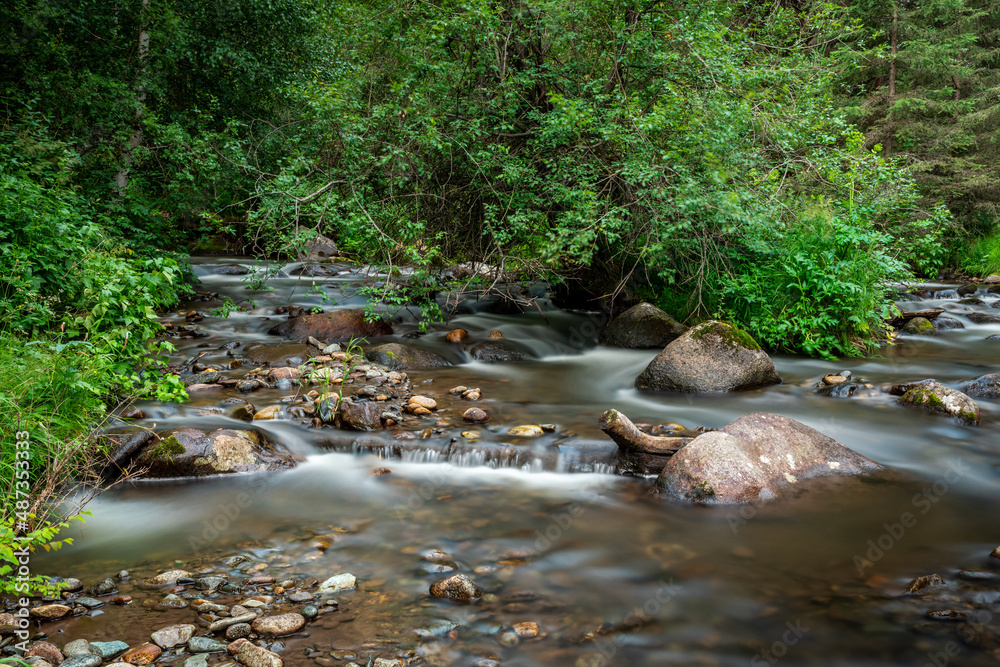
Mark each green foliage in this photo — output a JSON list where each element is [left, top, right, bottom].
[[0, 511, 90, 596], [959, 229, 1000, 276]]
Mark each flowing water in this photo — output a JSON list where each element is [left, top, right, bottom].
[[30, 259, 1000, 667]]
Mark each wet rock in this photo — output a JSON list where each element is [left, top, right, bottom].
[[987, 334, 1000, 341], [488, 330, 505, 339], [635, 321, 780, 393], [513, 621, 540, 638], [244, 343, 313, 367], [229, 405, 256, 425], [957, 283, 980, 296], [301, 606, 318, 620], [29, 604, 71, 620], [185, 371, 222, 387], [408, 395, 437, 411], [817, 381, 879, 399], [968, 312, 1000, 324], [143, 569, 191, 586], [600, 302, 688, 349], [226, 624, 252, 641], [907, 574, 947, 594], [318, 573, 356, 593], [60, 656, 101, 667], [182, 656, 208, 667], [958, 373, 1000, 399], [365, 343, 449, 370], [268, 367, 302, 381], [933, 317, 964, 331], [959, 297, 985, 305], [188, 637, 231, 653], [253, 406, 281, 420], [902, 317, 935, 335], [446, 329, 468, 343], [236, 641, 283, 667], [288, 591, 313, 602], [216, 265, 249, 275], [120, 644, 162, 665], [74, 597, 103, 609], [462, 407, 490, 423], [187, 383, 223, 392], [429, 574, 483, 601], [26, 642, 64, 664], [150, 624, 196, 649], [891, 380, 980, 426], [63, 641, 94, 657], [0, 613, 15, 634], [290, 263, 338, 277], [653, 412, 884, 503], [237, 378, 270, 393], [339, 401, 383, 431], [297, 233, 340, 261], [250, 613, 306, 636], [134, 428, 301, 478], [268, 310, 391, 342], [469, 340, 530, 363], [508, 425, 544, 437], [87, 578, 118, 596], [89, 642, 129, 659]]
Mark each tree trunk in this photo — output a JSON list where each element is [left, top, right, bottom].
[[115, 0, 150, 196], [885, 6, 898, 155]]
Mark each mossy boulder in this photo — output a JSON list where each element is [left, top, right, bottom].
[[890, 379, 980, 425], [134, 428, 303, 478], [599, 302, 688, 349], [364, 343, 450, 370], [267, 309, 392, 342], [653, 412, 884, 504], [635, 321, 780, 393], [901, 317, 935, 335]]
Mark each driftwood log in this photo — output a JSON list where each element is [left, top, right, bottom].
[[598, 409, 694, 455], [889, 309, 944, 327]]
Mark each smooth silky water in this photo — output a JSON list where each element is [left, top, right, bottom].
[[35, 259, 1000, 666]]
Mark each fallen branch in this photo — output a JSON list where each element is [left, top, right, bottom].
[[889, 309, 944, 326], [598, 409, 694, 455]]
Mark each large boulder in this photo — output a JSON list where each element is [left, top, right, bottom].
[[364, 343, 450, 370], [600, 302, 688, 349], [635, 321, 780, 393], [297, 234, 340, 260], [653, 412, 884, 503], [267, 310, 392, 342], [959, 373, 1000, 399], [890, 380, 980, 425], [134, 428, 302, 478]]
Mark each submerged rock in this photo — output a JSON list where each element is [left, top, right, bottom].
[[891, 380, 980, 425], [933, 317, 964, 331], [635, 321, 780, 393], [244, 343, 312, 367], [653, 412, 883, 503], [267, 310, 391, 342], [364, 343, 449, 370], [959, 373, 1000, 399], [429, 574, 483, 601], [600, 302, 687, 349], [134, 428, 302, 478], [968, 312, 1000, 324]]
